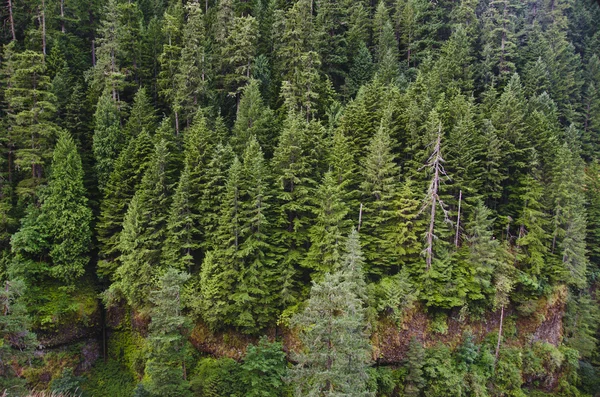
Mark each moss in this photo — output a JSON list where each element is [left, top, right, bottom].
[[29, 279, 99, 332], [23, 346, 82, 390], [107, 330, 147, 378], [81, 358, 136, 397]]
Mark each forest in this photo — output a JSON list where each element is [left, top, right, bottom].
[[0, 0, 599, 395]]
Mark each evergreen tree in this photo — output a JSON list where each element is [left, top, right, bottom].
[[0, 278, 38, 394], [222, 16, 259, 101], [125, 87, 158, 138], [3, 43, 60, 197], [404, 337, 426, 397], [89, 0, 126, 100], [271, 113, 316, 302], [359, 114, 402, 276], [11, 131, 92, 284], [233, 137, 277, 332], [290, 230, 372, 396], [174, 1, 207, 128], [143, 268, 192, 397], [158, 0, 184, 132], [514, 160, 551, 296], [241, 337, 288, 397], [93, 89, 124, 191], [345, 41, 374, 99], [97, 129, 154, 278], [110, 140, 175, 308], [304, 171, 350, 277], [231, 80, 277, 156]]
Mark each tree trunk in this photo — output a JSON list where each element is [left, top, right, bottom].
[[60, 0, 65, 33], [455, 190, 462, 248], [7, 0, 16, 41], [495, 305, 504, 362], [41, 0, 47, 56]]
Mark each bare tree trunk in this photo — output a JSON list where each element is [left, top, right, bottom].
[[358, 203, 363, 231], [92, 39, 96, 66], [60, 0, 65, 32], [495, 305, 504, 362], [175, 110, 180, 135], [455, 190, 462, 248], [41, 0, 46, 56], [7, 0, 16, 41]]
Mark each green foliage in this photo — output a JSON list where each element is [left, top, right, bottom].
[[82, 359, 136, 397], [190, 357, 242, 397], [290, 230, 373, 396], [241, 337, 288, 397]]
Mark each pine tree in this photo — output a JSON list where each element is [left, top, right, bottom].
[[290, 230, 372, 396], [11, 131, 92, 285], [0, 278, 38, 394], [464, 202, 502, 304], [404, 337, 426, 397], [482, 0, 520, 84], [198, 158, 243, 329], [3, 43, 60, 198], [315, 0, 348, 87], [89, 0, 126, 100], [222, 16, 259, 101], [271, 113, 316, 302], [359, 114, 402, 276], [514, 159, 551, 295], [162, 165, 201, 272], [199, 143, 235, 251], [158, 0, 184, 132], [93, 89, 124, 191], [143, 268, 192, 397], [231, 80, 277, 156], [304, 171, 351, 277], [124, 87, 158, 139], [345, 41, 374, 99], [110, 140, 175, 308], [233, 137, 277, 332], [550, 127, 588, 288], [97, 129, 154, 278], [39, 131, 92, 283], [174, 1, 207, 128]]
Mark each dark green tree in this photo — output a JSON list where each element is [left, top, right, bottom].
[[290, 230, 372, 396], [93, 89, 124, 191], [143, 268, 192, 397]]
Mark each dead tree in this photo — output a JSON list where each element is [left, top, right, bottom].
[[420, 123, 451, 270]]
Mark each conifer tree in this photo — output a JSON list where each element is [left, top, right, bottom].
[[199, 143, 235, 251], [93, 89, 124, 191], [404, 337, 426, 397], [271, 113, 316, 300], [0, 278, 38, 394], [110, 140, 175, 308], [158, 1, 184, 132], [124, 87, 158, 139], [514, 159, 551, 295], [97, 129, 154, 278], [482, 0, 520, 84], [304, 171, 351, 277], [199, 156, 242, 327], [315, 0, 348, 87], [464, 202, 502, 304], [11, 131, 92, 284], [222, 15, 259, 101], [174, 1, 207, 128], [143, 268, 192, 397], [290, 230, 372, 396], [345, 41, 374, 98], [3, 43, 60, 197], [89, 0, 126, 100], [231, 80, 277, 156], [234, 137, 277, 332], [359, 114, 402, 276]]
